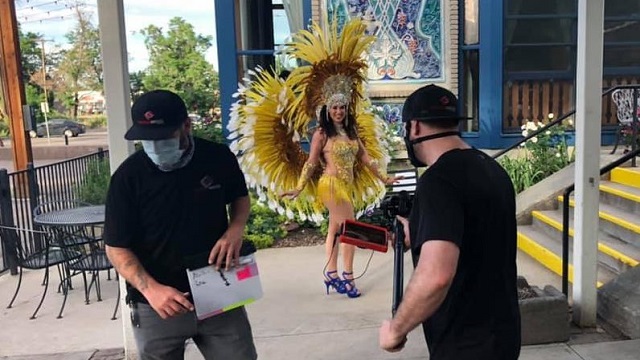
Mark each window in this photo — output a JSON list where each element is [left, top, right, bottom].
[[603, 1, 640, 72], [504, 1, 577, 74], [236, 1, 293, 75], [464, 0, 479, 45], [502, 0, 640, 132], [460, 0, 479, 132], [461, 49, 479, 132]]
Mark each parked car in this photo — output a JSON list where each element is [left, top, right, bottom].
[[29, 119, 86, 138]]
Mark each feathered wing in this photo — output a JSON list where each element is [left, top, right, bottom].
[[351, 101, 391, 217], [228, 68, 325, 223], [228, 19, 391, 223]]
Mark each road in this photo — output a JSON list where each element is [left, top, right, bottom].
[[0, 130, 108, 172]]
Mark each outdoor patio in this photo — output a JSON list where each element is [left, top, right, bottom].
[[3, 243, 638, 360]]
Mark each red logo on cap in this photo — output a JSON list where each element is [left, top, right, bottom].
[[439, 96, 450, 106], [138, 111, 155, 125]]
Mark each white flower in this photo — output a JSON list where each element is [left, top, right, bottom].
[[526, 121, 537, 131], [568, 119, 573, 126], [548, 113, 555, 119], [530, 137, 538, 144], [521, 124, 526, 130], [546, 130, 551, 135], [555, 153, 561, 158], [522, 130, 529, 137]]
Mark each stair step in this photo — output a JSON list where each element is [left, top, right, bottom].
[[600, 181, 640, 216], [518, 225, 615, 287], [559, 195, 640, 245], [611, 167, 640, 189], [531, 210, 640, 273]]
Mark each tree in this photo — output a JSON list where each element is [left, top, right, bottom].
[[57, 4, 102, 118], [141, 17, 219, 114], [18, 29, 61, 123], [19, 29, 42, 82], [129, 70, 147, 102]]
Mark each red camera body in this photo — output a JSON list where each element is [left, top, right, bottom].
[[338, 219, 389, 253]]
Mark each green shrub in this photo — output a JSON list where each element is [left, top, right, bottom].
[[498, 156, 544, 194], [244, 193, 287, 249], [77, 159, 111, 204], [244, 233, 275, 249], [193, 120, 225, 143], [500, 119, 574, 193], [74, 160, 292, 249], [0, 121, 9, 138]]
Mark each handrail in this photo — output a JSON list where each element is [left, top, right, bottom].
[[492, 84, 640, 160], [561, 147, 640, 296]]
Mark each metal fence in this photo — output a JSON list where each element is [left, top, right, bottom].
[[0, 149, 109, 275]]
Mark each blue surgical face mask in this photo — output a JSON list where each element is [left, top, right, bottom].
[[141, 137, 185, 169]]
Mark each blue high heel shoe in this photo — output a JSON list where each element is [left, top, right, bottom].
[[341, 271, 361, 298], [324, 270, 346, 294]]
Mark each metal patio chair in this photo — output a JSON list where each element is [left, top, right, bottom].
[[0, 225, 80, 319]]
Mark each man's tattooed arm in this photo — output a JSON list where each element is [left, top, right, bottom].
[[105, 246, 157, 293]]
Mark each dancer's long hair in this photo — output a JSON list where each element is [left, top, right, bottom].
[[319, 105, 358, 140]]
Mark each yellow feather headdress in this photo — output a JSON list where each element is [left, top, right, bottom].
[[285, 19, 374, 126], [228, 19, 390, 223]]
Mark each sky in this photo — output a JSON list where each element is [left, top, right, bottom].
[[16, 0, 293, 73], [17, 0, 220, 72]]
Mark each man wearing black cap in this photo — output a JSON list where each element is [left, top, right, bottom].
[[378, 85, 521, 359], [104, 90, 257, 359]]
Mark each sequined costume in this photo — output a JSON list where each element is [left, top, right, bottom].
[[317, 138, 359, 205], [227, 19, 390, 223]]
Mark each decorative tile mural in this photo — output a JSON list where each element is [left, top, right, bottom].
[[327, 0, 444, 82], [373, 102, 404, 124]]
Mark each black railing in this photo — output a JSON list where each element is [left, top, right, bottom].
[[493, 84, 640, 160], [0, 149, 109, 275], [561, 147, 640, 296], [491, 84, 640, 296]]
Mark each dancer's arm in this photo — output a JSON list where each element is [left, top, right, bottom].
[[282, 129, 326, 198]]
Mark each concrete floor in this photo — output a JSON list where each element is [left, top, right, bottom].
[[2, 245, 637, 360]]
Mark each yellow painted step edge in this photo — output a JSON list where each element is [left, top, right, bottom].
[[532, 209, 639, 268], [517, 231, 603, 288], [600, 184, 640, 204], [611, 168, 640, 189], [558, 196, 640, 235]]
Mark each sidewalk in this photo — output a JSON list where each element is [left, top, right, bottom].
[[1, 245, 637, 360]]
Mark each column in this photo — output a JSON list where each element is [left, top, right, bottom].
[[572, 0, 604, 327], [96, 0, 136, 357]]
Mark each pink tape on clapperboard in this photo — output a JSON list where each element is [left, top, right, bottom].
[[236, 263, 259, 281]]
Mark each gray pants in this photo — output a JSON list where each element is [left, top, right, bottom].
[[131, 302, 257, 360]]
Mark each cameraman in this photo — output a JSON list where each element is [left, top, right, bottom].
[[378, 85, 521, 360]]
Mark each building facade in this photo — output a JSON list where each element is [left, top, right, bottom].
[[214, 0, 640, 149]]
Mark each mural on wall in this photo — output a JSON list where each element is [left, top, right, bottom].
[[327, 0, 444, 82], [372, 102, 405, 155]]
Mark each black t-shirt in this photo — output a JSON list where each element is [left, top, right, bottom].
[[103, 137, 248, 303], [409, 148, 521, 360]]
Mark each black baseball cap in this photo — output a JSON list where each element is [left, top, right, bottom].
[[125, 90, 188, 140], [402, 84, 471, 123]]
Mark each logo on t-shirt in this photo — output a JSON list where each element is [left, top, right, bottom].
[[200, 175, 221, 190]]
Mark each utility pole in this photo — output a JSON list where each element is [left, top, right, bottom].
[[0, 0, 33, 171], [39, 38, 51, 143]]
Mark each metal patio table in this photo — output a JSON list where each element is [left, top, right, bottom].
[[33, 204, 110, 318]]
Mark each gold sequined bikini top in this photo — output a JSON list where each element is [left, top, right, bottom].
[[324, 138, 359, 182]]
